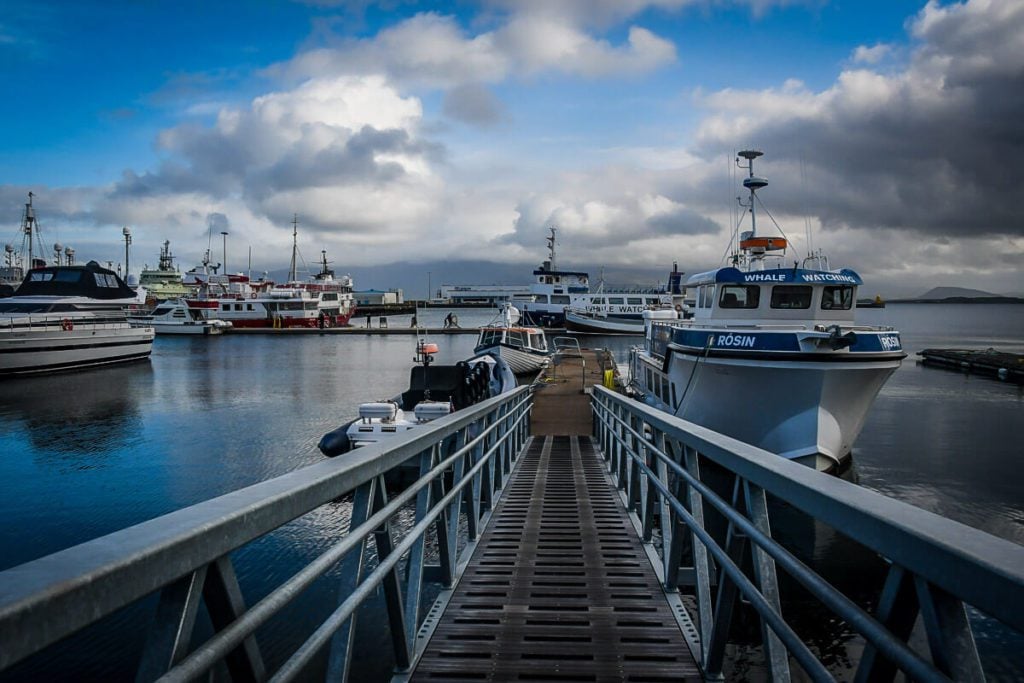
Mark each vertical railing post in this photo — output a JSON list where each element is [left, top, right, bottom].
[[744, 481, 790, 681]]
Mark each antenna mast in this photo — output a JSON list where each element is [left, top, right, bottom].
[[546, 226, 557, 273], [288, 214, 299, 281]]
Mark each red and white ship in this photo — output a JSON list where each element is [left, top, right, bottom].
[[184, 219, 356, 328]]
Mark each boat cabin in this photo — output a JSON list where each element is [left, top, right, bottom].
[[687, 266, 861, 324], [476, 327, 549, 353]]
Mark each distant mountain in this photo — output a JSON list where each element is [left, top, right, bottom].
[[917, 286, 999, 300]]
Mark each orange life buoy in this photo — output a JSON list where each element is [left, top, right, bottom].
[[61, 318, 74, 331]]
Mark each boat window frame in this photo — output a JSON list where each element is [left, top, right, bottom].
[[608, 297, 624, 305], [701, 285, 716, 309], [550, 295, 570, 305], [627, 297, 643, 305], [770, 285, 813, 310], [718, 284, 761, 309], [821, 285, 854, 311]]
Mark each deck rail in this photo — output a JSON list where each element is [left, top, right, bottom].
[[0, 386, 532, 681], [592, 385, 1024, 682]]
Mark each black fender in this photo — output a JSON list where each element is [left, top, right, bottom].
[[318, 420, 356, 457]]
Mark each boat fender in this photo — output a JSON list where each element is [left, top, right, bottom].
[[674, 304, 682, 313], [61, 318, 74, 332], [318, 420, 356, 457]]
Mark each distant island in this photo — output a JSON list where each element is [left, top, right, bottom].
[[887, 286, 1024, 304]]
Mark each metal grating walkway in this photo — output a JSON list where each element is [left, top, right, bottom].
[[410, 435, 700, 682]]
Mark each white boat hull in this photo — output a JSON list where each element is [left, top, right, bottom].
[[637, 352, 899, 470], [151, 321, 229, 335], [478, 343, 550, 375], [564, 310, 645, 335], [0, 325, 155, 375]]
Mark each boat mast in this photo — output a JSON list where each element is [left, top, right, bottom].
[[288, 214, 299, 282], [546, 226, 557, 273], [737, 150, 767, 239], [23, 192, 37, 270]]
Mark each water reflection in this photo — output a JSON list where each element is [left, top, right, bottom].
[[0, 362, 152, 463]]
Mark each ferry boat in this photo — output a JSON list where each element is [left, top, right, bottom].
[[0, 261, 154, 375], [514, 228, 590, 328], [474, 303, 551, 375], [629, 150, 905, 471], [319, 339, 517, 457], [138, 241, 191, 302]]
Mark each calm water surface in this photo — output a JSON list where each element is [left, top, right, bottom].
[[1, 304, 1021, 679]]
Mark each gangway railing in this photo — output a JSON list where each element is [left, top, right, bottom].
[[592, 385, 1024, 682], [0, 387, 532, 682]]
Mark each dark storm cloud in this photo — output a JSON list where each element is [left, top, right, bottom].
[[442, 84, 506, 126], [693, 0, 1024, 238]]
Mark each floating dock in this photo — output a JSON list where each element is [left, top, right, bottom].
[[918, 348, 1024, 383], [409, 348, 700, 682]]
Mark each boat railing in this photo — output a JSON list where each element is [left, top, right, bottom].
[[0, 314, 138, 333], [0, 387, 532, 681], [591, 385, 1024, 681]]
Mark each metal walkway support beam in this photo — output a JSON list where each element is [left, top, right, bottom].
[[592, 385, 1024, 682], [0, 387, 532, 682]]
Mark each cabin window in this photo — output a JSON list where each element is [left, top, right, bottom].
[[29, 271, 54, 282], [771, 285, 812, 309], [551, 295, 570, 305], [246, 304, 254, 311], [507, 330, 526, 346], [530, 333, 545, 349], [627, 297, 643, 305], [609, 297, 624, 305], [234, 304, 243, 311], [322, 292, 338, 301], [592, 297, 605, 305], [646, 368, 653, 389], [660, 376, 669, 403], [719, 285, 760, 309], [152, 307, 173, 316], [221, 304, 230, 312], [55, 270, 82, 283], [821, 286, 854, 310], [534, 294, 549, 304], [555, 276, 561, 283], [701, 286, 716, 309]]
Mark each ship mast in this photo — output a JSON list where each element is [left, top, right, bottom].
[[24, 192, 38, 270], [288, 214, 299, 282], [736, 150, 767, 239], [546, 226, 557, 273]]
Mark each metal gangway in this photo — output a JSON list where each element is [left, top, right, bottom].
[[1, 382, 1023, 681]]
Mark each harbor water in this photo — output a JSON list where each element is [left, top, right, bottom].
[[1, 304, 1021, 680]]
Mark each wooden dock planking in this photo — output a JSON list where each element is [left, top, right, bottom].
[[409, 436, 700, 682], [529, 348, 614, 437]]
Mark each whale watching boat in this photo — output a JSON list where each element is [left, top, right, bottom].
[[629, 150, 905, 471], [474, 303, 551, 375], [319, 339, 517, 457], [0, 260, 154, 375], [564, 264, 689, 335]]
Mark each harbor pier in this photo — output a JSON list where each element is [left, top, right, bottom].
[[1, 357, 1023, 681]]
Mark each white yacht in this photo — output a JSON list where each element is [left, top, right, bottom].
[[474, 304, 551, 375], [133, 299, 231, 335], [629, 150, 905, 471], [0, 261, 154, 375]]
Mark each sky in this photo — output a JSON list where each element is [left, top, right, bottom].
[[0, 0, 1021, 297]]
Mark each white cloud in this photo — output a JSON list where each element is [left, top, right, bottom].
[[851, 42, 892, 64]]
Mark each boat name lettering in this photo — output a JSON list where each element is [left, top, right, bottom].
[[879, 335, 901, 351], [743, 273, 786, 282], [799, 273, 859, 284], [715, 334, 756, 348]]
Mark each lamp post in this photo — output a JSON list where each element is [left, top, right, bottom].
[[122, 227, 132, 276], [220, 231, 228, 274]]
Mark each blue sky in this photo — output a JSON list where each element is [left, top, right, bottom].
[[1, 1, 1021, 296]]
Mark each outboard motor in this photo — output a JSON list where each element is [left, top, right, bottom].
[[318, 420, 355, 457]]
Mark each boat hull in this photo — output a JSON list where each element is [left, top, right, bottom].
[[476, 343, 550, 375], [635, 351, 899, 470], [564, 310, 645, 335], [0, 325, 154, 375], [151, 322, 227, 335]]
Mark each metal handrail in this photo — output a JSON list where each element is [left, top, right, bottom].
[[0, 386, 533, 681], [592, 386, 1024, 681]]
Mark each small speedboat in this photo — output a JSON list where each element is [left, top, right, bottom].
[[318, 339, 517, 457], [473, 304, 551, 375], [133, 299, 232, 335]]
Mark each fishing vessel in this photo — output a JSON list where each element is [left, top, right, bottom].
[[629, 150, 905, 471], [474, 303, 551, 375], [186, 219, 356, 328], [132, 299, 231, 335], [319, 339, 517, 457], [138, 241, 191, 302], [0, 261, 154, 375]]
